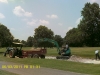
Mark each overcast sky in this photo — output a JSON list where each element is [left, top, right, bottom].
[[0, 0, 100, 41]]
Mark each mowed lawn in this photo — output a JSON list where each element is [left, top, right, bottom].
[[0, 70, 18, 75], [0, 47, 100, 75], [47, 47, 98, 59]]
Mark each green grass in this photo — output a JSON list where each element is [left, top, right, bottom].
[[71, 47, 99, 58], [0, 47, 100, 75], [0, 69, 18, 75], [47, 47, 98, 59], [1, 47, 99, 58], [0, 57, 100, 75]]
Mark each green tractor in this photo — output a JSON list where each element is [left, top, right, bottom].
[[4, 42, 23, 58]]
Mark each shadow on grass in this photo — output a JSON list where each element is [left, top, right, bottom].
[[0, 52, 4, 54]]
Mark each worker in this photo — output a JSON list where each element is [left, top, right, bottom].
[[61, 46, 69, 56], [62, 46, 66, 52], [95, 50, 100, 60]]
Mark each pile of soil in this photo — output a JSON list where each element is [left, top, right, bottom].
[[45, 55, 100, 64], [67, 55, 100, 64]]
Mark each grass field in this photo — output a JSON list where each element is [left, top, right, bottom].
[[47, 47, 99, 59], [0, 69, 18, 75], [1, 47, 99, 58], [0, 47, 100, 75]]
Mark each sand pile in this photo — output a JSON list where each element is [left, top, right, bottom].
[[46, 55, 100, 64], [68, 55, 100, 64]]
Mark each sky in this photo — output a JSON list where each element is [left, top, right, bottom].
[[0, 0, 100, 41]]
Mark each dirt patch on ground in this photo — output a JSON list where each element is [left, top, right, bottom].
[[68, 55, 100, 64], [45, 55, 100, 64]]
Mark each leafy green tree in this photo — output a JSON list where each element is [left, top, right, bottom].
[[26, 36, 33, 47], [78, 2, 100, 46], [65, 28, 83, 47], [34, 25, 54, 48], [0, 23, 13, 47], [34, 25, 54, 39], [65, 2, 100, 47], [54, 35, 63, 47], [21, 40, 27, 47]]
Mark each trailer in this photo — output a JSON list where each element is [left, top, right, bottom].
[[21, 49, 46, 58], [7, 48, 47, 58]]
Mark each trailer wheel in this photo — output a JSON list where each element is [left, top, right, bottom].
[[28, 54, 32, 58], [33, 54, 39, 58], [40, 55, 45, 59]]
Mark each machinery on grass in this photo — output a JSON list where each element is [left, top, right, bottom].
[[4, 38, 71, 59], [38, 38, 60, 53], [38, 38, 71, 59], [4, 42, 46, 58], [56, 46, 71, 59], [3, 42, 23, 57]]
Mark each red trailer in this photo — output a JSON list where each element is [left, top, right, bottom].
[[8, 48, 47, 59], [22, 49, 47, 58]]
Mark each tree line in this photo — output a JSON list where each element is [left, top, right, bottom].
[[65, 2, 100, 47], [0, 24, 64, 47], [0, 2, 100, 47]]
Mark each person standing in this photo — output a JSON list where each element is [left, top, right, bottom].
[[95, 50, 100, 60]]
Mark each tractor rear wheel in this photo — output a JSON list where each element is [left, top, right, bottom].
[[9, 50, 17, 58], [9, 50, 14, 58]]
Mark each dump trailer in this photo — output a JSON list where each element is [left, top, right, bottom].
[[21, 49, 46, 58]]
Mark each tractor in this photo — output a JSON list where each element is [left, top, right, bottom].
[[3, 42, 23, 58]]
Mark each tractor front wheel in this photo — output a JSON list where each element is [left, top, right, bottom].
[[9, 50, 16, 58]]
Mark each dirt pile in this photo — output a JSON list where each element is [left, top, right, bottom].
[[46, 55, 100, 64], [68, 55, 100, 64]]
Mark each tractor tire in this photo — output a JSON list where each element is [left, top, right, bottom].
[[9, 50, 14, 58], [3, 52, 6, 57], [33, 54, 39, 58], [40, 55, 45, 59], [9, 50, 17, 58], [18, 50, 23, 58]]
